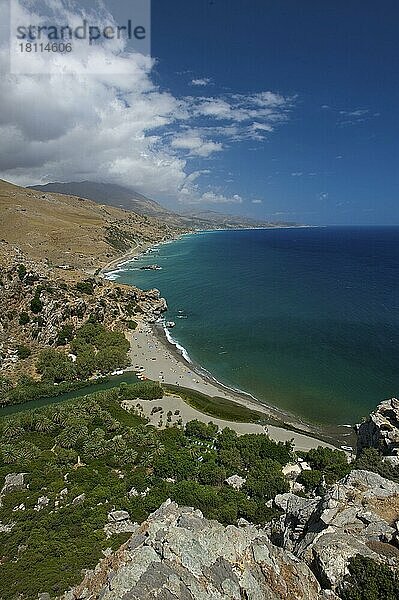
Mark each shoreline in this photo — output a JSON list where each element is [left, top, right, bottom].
[[127, 320, 353, 452], [103, 233, 356, 453], [99, 226, 315, 277]]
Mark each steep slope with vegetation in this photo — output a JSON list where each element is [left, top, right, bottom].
[[0, 387, 292, 599], [0, 179, 181, 271], [0, 258, 166, 385]]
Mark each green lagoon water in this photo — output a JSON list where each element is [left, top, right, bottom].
[[0, 372, 139, 417], [109, 227, 399, 426]]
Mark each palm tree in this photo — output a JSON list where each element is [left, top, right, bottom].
[[51, 407, 69, 427], [2, 420, 24, 440], [138, 449, 155, 468], [0, 443, 17, 464], [148, 439, 165, 458], [34, 416, 54, 433]]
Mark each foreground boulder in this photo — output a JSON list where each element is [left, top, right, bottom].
[[0, 473, 27, 506], [63, 500, 324, 600], [357, 397, 399, 456], [272, 470, 399, 590], [104, 510, 138, 538]]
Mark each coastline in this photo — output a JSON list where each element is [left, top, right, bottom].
[[103, 233, 356, 453], [126, 320, 352, 452], [99, 226, 313, 277]]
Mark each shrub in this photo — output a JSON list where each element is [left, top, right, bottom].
[[245, 458, 290, 500], [19, 312, 30, 325], [17, 263, 27, 280], [30, 294, 43, 314], [119, 381, 163, 401], [185, 420, 218, 440], [297, 469, 323, 492], [339, 555, 399, 600], [305, 446, 350, 484], [95, 347, 129, 373], [57, 324, 74, 346], [17, 345, 31, 359], [76, 279, 95, 295], [198, 461, 226, 486], [355, 448, 399, 483], [75, 348, 97, 379], [238, 434, 293, 467], [36, 349, 75, 382]]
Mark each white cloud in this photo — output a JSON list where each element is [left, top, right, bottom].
[[321, 104, 380, 127], [0, 1, 295, 205], [171, 131, 223, 157], [251, 199, 263, 204], [190, 77, 212, 87], [319, 192, 329, 200], [291, 172, 303, 177], [192, 92, 294, 129], [201, 191, 242, 204]]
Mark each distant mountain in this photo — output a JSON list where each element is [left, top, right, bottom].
[[180, 209, 279, 229], [28, 181, 298, 229], [28, 181, 171, 218]]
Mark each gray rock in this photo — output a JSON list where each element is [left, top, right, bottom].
[[272, 470, 399, 590], [105, 510, 138, 539], [72, 493, 85, 505], [0, 521, 15, 533], [34, 496, 50, 511], [224, 474, 246, 490], [341, 469, 399, 498], [356, 397, 399, 456], [108, 510, 130, 523], [64, 500, 324, 600], [1, 473, 27, 496], [310, 532, 377, 589]]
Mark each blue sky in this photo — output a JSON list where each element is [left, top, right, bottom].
[[1, 0, 398, 225], [150, 0, 399, 224]]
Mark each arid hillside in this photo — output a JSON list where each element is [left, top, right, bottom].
[[0, 179, 180, 272]]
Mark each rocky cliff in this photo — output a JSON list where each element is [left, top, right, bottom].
[[62, 499, 327, 600], [357, 398, 399, 459], [271, 470, 399, 591], [63, 468, 399, 600], [0, 259, 166, 380]]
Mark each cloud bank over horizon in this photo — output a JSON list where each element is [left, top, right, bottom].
[[0, 1, 294, 206]]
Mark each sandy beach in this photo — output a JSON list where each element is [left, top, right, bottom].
[[126, 320, 336, 452]]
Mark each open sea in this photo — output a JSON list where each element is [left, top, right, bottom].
[[109, 227, 399, 426]]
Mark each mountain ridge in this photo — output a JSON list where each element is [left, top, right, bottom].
[[28, 180, 296, 229]]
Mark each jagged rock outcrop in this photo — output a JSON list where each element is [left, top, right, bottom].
[[104, 510, 138, 538], [271, 470, 399, 590], [357, 398, 399, 456], [0, 472, 27, 496], [63, 499, 325, 600]]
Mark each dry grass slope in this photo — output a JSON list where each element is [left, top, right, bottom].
[[0, 179, 179, 271]]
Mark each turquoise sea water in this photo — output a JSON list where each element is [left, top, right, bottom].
[[110, 227, 399, 425]]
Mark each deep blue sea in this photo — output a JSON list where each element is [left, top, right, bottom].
[[110, 227, 399, 425]]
